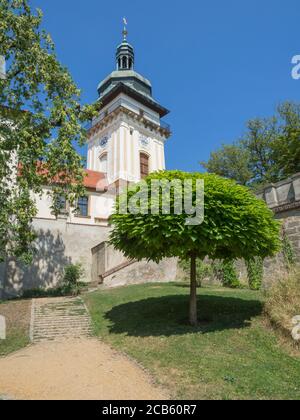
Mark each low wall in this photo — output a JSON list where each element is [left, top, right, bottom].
[[91, 241, 178, 288], [256, 174, 300, 285], [0, 217, 110, 299]]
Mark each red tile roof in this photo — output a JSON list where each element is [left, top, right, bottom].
[[18, 162, 107, 191], [84, 169, 107, 190]]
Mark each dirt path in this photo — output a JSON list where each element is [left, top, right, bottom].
[[0, 338, 168, 400]]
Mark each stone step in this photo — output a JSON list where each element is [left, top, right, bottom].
[[31, 297, 92, 343], [35, 321, 90, 328], [34, 327, 92, 332]]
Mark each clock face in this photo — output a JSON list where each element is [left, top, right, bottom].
[[140, 136, 149, 147], [100, 136, 109, 148]]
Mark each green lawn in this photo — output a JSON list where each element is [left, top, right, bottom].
[[84, 283, 300, 400], [0, 300, 31, 357]]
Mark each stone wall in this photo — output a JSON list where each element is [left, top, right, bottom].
[[91, 241, 178, 288], [260, 174, 300, 232], [255, 174, 300, 286]]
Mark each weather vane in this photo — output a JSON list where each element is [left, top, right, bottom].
[[122, 17, 128, 41]]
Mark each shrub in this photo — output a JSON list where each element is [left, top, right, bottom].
[[61, 264, 85, 296], [246, 257, 264, 290], [22, 286, 65, 299], [221, 260, 241, 289], [265, 269, 300, 339]]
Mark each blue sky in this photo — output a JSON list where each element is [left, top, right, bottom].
[[30, 0, 300, 171]]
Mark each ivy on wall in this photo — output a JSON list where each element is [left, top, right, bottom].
[[246, 257, 264, 291], [220, 260, 241, 289], [282, 234, 296, 269]]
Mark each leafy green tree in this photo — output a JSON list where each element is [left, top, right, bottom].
[[0, 0, 98, 262], [201, 143, 252, 186], [242, 117, 279, 186], [110, 171, 281, 326], [273, 102, 300, 178]]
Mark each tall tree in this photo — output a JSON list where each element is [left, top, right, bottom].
[[110, 171, 281, 326], [274, 102, 300, 178], [201, 143, 252, 186], [0, 0, 99, 262], [242, 117, 279, 186]]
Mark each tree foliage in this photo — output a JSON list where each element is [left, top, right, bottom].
[[0, 0, 99, 262], [110, 170, 281, 325], [201, 102, 300, 189]]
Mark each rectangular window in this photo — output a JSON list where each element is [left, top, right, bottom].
[[77, 196, 89, 217]]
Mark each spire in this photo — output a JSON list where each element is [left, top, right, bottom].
[[122, 17, 128, 41], [116, 18, 134, 71]]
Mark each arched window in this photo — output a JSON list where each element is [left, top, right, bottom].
[[99, 153, 108, 174], [118, 58, 121, 69], [128, 58, 132, 69], [140, 153, 149, 179], [122, 56, 127, 69]]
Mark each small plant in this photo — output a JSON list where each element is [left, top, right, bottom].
[[246, 257, 264, 291], [62, 264, 85, 296]]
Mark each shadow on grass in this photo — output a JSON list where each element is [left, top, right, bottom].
[[105, 294, 263, 337]]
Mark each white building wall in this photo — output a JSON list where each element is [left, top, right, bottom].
[[34, 188, 114, 227], [88, 115, 167, 184]]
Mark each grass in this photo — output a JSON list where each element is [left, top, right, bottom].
[[0, 299, 31, 357], [84, 283, 300, 400]]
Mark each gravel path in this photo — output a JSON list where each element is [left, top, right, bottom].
[[0, 338, 167, 400]]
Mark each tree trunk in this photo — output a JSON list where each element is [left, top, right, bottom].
[[189, 254, 198, 326]]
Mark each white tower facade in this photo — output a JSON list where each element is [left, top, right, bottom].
[[87, 28, 171, 186]]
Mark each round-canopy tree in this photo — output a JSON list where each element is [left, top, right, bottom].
[[110, 171, 281, 326]]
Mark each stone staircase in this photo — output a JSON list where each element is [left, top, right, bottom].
[[31, 297, 92, 343]]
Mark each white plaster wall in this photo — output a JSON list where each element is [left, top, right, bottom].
[[34, 187, 114, 227], [34, 188, 56, 220]]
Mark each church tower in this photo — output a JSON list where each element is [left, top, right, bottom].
[[87, 23, 171, 185]]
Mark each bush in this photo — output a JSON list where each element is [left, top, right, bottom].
[[22, 288, 64, 299], [62, 263, 85, 296], [179, 259, 242, 289], [265, 270, 300, 339], [246, 257, 264, 290], [220, 260, 242, 289]]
